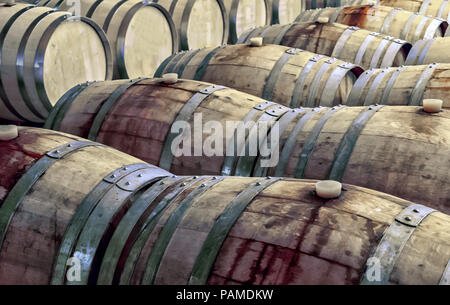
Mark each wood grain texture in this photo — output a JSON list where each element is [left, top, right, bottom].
[[49, 79, 450, 214]]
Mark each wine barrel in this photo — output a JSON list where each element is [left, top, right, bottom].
[[223, 0, 271, 43], [405, 37, 450, 65], [152, 0, 228, 50], [304, 0, 377, 10], [0, 3, 112, 123], [40, 0, 179, 79], [380, 0, 450, 21], [237, 22, 411, 69], [1, 127, 449, 285], [346, 63, 450, 108], [295, 5, 448, 43], [270, 0, 303, 24], [154, 44, 363, 107], [45, 78, 450, 213]]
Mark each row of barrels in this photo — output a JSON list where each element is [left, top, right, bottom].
[[43, 77, 450, 215], [2, 2, 450, 123], [156, 43, 450, 108], [0, 126, 449, 285]]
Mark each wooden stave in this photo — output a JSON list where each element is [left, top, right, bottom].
[[270, 0, 304, 25], [155, 0, 229, 51], [154, 44, 363, 108], [346, 63, 450, 108], [0, 127, 448, 285], [0, 4, 112, 123], [0, 127, 160, 284], [223, 0, 272, 44], [295, 5, 448, 43], [380, 0, 450, 21], [45, 78, 450, 214], [406, 37, 450, 65], [237, 22, 412, 70]]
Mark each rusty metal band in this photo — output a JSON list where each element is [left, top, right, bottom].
[[404, 39, 428, 65], [193, 45, 225, 81], [44, 82, 93, 130], [380, 8, 402, 34], [141, 176, 225, 284], [363, 69, 390, 106], [380, 66, 406, 105], [51, 163, 154, 285], [67, 165, 170, 285], [354, 32, 379, 66], [369, 36, 392, 68], [419, 0, 431, 15], [424, 18, 446, 39], [159, 85, 227, 171], [119, 177, 201, 284], [361, 204, 436, 285], [439, 260, 450, 285], [319, 62, 357, 107], [380, 38, 409, 68], [153, 53, 178, 77], [331, 26, 359, 59], [221, 101, 277, 176], [262, 48, 304, 101], [294, 105, 345, 178], [0, 141, 103, 252], [273, 23, 297, 45], [234, 105, 290, 177], [88, 78, 146, 141], [188, 177, 282, 285], [345, 69, 377, 106], [305, 58, 339, 107], [408, 63, 438, 106], [96, 175, 184, 285], [253, 108, 308, 177], [328, 105, 384, 181], [290, 55, 326, 108]]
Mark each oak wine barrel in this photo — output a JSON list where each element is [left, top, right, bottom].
[[346, 63, 450, 108], [379, 0, 450, 21], [44, 78, 450, 213], [304, 0, 377, 10], [270, 0, 303, 24], [223, 0, 271, 43], [405, 37, 450, 65], [237, 21, 411, 69], [295, 5, 448, 43], [0, 3, 112, 123], [154, 44, 363, 107], [153, 0, 229, 50], [39, 0, 179, 79], [1, 127, 449, 285]]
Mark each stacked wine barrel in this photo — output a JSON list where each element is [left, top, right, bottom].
[[0, 127, 449, 285], [1, 0, 450, 286]]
